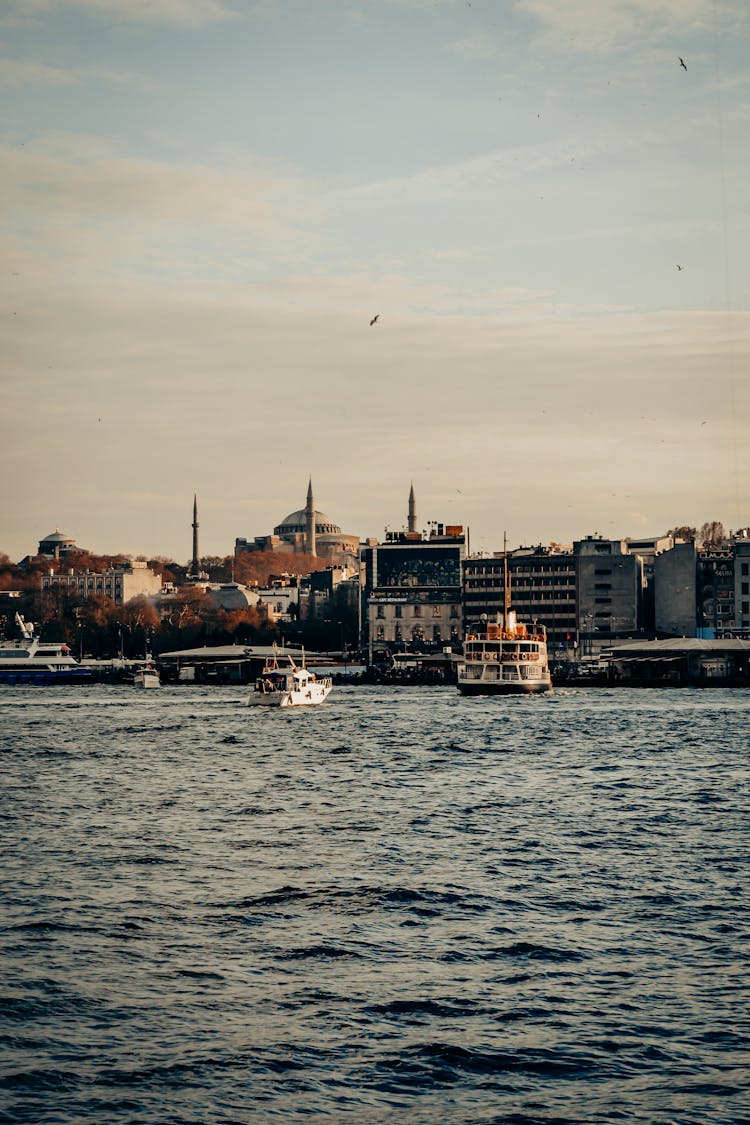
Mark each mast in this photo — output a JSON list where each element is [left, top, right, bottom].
[[503, 531, 511, 622]]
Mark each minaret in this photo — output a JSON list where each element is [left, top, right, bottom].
[[188, 493, 201, 579], [305, 478, 317, 557], [408, 482, 417, 534]]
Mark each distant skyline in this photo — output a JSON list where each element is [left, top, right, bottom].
[[2, 0, 748, 562]]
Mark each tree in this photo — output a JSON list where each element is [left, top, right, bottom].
[[698, 521, 727, 547], [233, 550, 328, 587], [668, 525, 696, 541]]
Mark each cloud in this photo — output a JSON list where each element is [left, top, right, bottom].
[[4, 0, 237, 29], [0, 54, 149, 87], [515, 0, 725, 50], [0, 136, 320, 279]]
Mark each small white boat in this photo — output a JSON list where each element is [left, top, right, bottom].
[[133, 664, 160, 689], [247, 650, 332, 708]]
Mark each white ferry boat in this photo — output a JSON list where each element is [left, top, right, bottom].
[[457, 612, 551, 695], [247, 650, 332, 708], [457, 547, 551, 695], [0, 614, 92, 685]]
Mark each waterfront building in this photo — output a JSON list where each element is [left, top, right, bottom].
[[697, 543, 735, 636], [41, 561, 162, 605], [574, 536, 643, 641], [463, 546, 576, 651], [654, 541, 697, 637], [463, 536, 642, 654], [361, 489, 465, 665], [623, 534, 676, 632], [735, 537, 750, 633]]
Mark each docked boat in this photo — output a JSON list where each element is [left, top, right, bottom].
[[247, 650, 332, 708], [0, 614, 92, 685], [133, 663, 160, 689], [457, 545, 551, 695]]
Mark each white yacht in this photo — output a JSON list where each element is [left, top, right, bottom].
[[0, 614, 92, 685], [247, 650, 332, 708]]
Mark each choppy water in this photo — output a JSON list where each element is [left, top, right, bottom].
[[1, 684, 749, 1124]]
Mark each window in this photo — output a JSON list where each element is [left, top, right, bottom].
[[432, 605, 441, 617], [743, 563, 749, 576], [376, 605, 385, 618], [742, 601, 749, 615], [376, 625, 385, 640], [742, 582, 749, 595], [433, 626, 441, 641], [413, 605, 422, 617], [394, 605, 402, 618], [450, 605, 460, 618]]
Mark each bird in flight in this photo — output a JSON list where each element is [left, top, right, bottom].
[[676, 264, 683, 271], [679, 56, 687, 70], [369, 314, 379, 326]]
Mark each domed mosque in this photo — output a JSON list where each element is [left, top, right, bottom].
[[235, 479, 360, 568]]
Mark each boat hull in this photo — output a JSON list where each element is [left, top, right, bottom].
[[247, 683, 332, 708], [134, 673, 160, 689], [0, 668, 92, 685], [457, 679, 550, 695]]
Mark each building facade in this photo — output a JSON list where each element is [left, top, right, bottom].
[[463, 547, 577, 649], [361, 508, 465, 664], [735, 538, 750, 633], [653, 541, 697, 636], [41, 561, 162, 605], [575, 536, 643, 640]]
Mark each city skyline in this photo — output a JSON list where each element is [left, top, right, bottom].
[[2, 0, 748, 562], [5, 482, 743, 569]]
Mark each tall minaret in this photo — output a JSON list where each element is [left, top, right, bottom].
[[305, 477, 317, 557], [188, 493, 201, 579], [408, 482, 417, 534]]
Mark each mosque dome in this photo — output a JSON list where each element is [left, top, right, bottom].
[[41, 530, 73, 545], [274, 509, 342, 537]]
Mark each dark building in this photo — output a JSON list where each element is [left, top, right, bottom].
[[360, 490, 465, 664], [463, 546, 576, 649]]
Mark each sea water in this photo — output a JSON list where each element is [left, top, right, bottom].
[[1, 684, 749, 1124]]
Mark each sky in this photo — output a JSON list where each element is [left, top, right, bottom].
[[1, 0, 748, 563]]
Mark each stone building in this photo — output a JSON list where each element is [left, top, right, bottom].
[[37, 530, 83, 560], [41, 561, 162, 606], [235, 479, 359, 568]]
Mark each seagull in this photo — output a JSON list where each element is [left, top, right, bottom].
[[679, 56, 687, 70], [676, 264, 683, 271], [369, 314, 379, 326]]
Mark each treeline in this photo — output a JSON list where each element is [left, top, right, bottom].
[[0, 550, 357, 658]]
